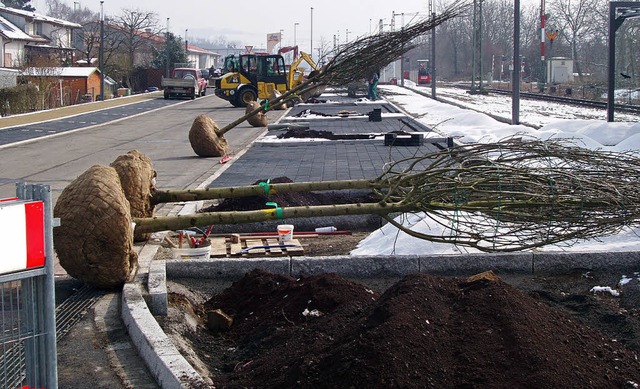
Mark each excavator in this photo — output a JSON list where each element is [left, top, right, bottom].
[[214, 47, 321, 107]]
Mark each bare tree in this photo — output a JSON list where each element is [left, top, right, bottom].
[[112, 9, 161, 72], [548, 0, 606, 81], [45, 0, 97, 23], [75, 20, 122, 71]]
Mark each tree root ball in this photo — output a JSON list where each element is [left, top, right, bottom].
[[189, 114, 229, 157], [269, 90, 287, 110], [246, 101, 268, 127], [53, 165, 137, 289], [110, 150, 157, 242]]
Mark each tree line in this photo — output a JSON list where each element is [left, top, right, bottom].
[[8, 0, 638, 90], [410, 0, 634, 88]]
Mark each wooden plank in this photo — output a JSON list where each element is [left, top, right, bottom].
[[244, 239, 266, 257], [267, 238, 283, 255], [229, 241, 243, 256], [285, 239, 305, 256], [210, 237, 228, 257]]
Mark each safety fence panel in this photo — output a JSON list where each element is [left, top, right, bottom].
[[0, 184, 57, 389]]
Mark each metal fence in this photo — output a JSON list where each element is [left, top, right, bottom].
[[0, 184, 57, 389]]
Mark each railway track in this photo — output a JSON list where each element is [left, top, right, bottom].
[[486, 87, 640, 115], [439, 83, 640, 115]]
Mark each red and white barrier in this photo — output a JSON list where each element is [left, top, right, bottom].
[[0, 198, 45, 275]]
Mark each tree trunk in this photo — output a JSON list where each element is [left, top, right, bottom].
[[151, 179, 379, 204], [133, 202, 410, 234]]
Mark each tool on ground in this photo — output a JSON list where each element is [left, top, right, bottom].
[[237, 244, 302, 255]]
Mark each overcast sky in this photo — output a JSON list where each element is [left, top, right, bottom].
[[24, 0, 478, 50]]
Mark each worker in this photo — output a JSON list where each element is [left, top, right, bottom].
[[368, 70, 380, 101]]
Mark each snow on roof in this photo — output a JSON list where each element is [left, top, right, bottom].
[[22, 67, 100, 78], [0, 5, 81, 28], [0, 14, 35, 40]]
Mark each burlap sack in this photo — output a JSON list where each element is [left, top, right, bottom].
[[110, 150, 157, 241], [53, 165, 137, 288], [246, 101, 268, 127], [189, 114, 229, 157], [269, 90, 287, 110]]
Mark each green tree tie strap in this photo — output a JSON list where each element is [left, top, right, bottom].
[[259, 179, 271, 195], [265, 201, 284, 219]]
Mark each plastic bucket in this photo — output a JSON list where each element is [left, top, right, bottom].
[[172, 240, 211, 259], [277, 224, 294, 243]]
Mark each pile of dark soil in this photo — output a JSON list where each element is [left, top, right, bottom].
[[277, 128, 373, 140], [199, 176, 379, 213], [192, 269, 640, 388]]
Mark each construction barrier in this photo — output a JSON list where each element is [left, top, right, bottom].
[[0, 184, 57, 389]]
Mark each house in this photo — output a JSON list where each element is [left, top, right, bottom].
[[0, 5, 81, 68], [186, 43, 219, 70], [21, 66, 113, 103]]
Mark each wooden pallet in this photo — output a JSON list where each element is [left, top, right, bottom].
[[210, 237, 304, 257]]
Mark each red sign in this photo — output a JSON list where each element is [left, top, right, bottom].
[[0, 199, 45, 275]]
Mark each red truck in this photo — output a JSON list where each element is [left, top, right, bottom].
[[161, 68, 208, 99]]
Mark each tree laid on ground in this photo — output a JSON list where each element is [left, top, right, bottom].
[[151, 32, 188, 70], [1, 0, 34, 11]]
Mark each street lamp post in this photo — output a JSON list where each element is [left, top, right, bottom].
[[99, 0, 104, 101], [310, 7, 313, 60], [294, 22, 299, 47]]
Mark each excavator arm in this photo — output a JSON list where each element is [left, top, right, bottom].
[[287, 51, 321, 89]]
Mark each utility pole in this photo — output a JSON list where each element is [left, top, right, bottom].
[[165, 18, 170, 78], [470, 0, 484, 94], [430, 0, 436, 98], [310, 7, 314, 61], [540, 0, 546, 91], [294, 22, 299, 47], [99, 0, 104, 101], [185, 29, 188, 57], [512, 0, 521, 125]]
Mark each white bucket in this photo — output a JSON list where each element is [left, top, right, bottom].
[[172, 240, 211, 259], [277, 224, 294, 243]]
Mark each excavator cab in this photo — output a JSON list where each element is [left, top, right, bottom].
[[214, 51, 320, 107]]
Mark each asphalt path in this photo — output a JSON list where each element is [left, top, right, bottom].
[[0, 98, 179, 146], [0, 92, 284, 207]]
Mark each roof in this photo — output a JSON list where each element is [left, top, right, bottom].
[[0, 14, 35, 41], [22, 67, 100, 77], [186, 44, 218, 56], [0, 5, 81, 28]]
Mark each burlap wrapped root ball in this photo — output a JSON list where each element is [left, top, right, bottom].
[[269, 90, 288, 110], [110, 150, 157, 242], [189, 114, 229, 157], [246, 101, 269, 127], [53, 165, 137, 289]]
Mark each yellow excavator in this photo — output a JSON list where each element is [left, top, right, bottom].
[[214, 48, 321, 107]]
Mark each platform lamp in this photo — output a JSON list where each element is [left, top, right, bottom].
[[310, 7, 313, 60], [99, 0, 104, 101]]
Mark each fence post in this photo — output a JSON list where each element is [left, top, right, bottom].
[[16, 183, 58, 389]]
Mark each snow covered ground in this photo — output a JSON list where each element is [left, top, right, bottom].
[[351, 83, 640, 256]]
